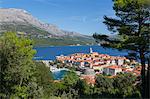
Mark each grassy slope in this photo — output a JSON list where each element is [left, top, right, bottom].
[[32, 37, 95, 46], [0, 23, 95, 46], [0, 23, 50, 35]]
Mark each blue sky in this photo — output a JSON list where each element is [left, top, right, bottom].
[[0, 0, 115, 35]]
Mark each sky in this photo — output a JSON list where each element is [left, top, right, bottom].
[[0, 0, 115, 35]]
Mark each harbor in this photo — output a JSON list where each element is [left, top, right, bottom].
[[38, 47, 142, 83]]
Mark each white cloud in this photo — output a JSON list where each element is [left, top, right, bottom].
[[69, 16, 87, 22], [92, 17, 101, 22]]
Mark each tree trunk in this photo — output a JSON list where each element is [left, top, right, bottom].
[[146, 57, 150, 98], [140, 51, 146, 98], [19, 77, 23, 87]]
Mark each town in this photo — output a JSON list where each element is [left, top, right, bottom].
[[52, 48, 141, 85]]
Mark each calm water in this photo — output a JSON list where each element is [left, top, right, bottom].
[[52, 70, 68, 80], [34, 45, 128, 60]]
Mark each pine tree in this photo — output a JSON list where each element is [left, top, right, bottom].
[[93, 0, 150, 98]]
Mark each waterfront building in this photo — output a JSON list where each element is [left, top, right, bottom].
[[111, 59, 116, 65], [80, 68, 96, 85], [103, 65, 122, 75], [56, 50, 139, 76], [92, 64, 109, 73], [83, 68, 95, 75]]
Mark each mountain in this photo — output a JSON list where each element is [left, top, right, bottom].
[[0, 8, 95, 45], [0, 8, 90, 37]]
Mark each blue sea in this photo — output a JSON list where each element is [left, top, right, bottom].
[[33, 45, 128, 60]]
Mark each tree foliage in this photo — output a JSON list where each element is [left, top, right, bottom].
[[0, 32, 51, 98], [63, 71, 79, 87], [113, 73, 140, 98], [93, 0, 150, 98], [94, 74, 141, 98], [0, 32, 39, 98], [34, 62, 54, 97], [95, 75, 114, 94]]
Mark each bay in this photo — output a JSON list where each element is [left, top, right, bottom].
[[33, 45, 128, 61], [52, 70, 68, 80]]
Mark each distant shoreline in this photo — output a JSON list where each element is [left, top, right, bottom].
[[33, 44, 99, 48], [33, 45, 129, 61]]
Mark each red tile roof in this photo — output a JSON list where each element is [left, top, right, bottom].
[[80, 75, 95, 84], [106, 65, 121, 69], [133, 70, 141, 76]]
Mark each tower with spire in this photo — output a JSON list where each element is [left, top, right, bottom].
[[90, 47, 93, 53]]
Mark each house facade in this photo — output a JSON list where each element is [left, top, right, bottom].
[[103, 65, 122, 75]]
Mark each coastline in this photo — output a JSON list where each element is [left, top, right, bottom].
[[33, 45, 129, 61], [33, 44, 99, 48]]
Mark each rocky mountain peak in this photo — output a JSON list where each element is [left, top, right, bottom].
[[0, 8, 86, 37]]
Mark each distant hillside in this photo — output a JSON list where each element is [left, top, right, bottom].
[[0, 8, 95, 46]]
